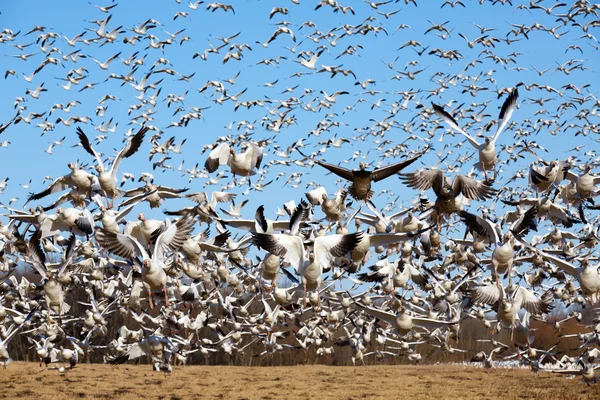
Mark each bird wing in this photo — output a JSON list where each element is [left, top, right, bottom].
[[452, 175, 496, 201], [95, 228, 148, 260], [368, 232, 418, 247], [153, 217, 194, 260], [205, 143, 231, 173], [314, 232, 363, 269], [458, 210, 500, 244], [468, 284, 501, 306], [27, 231, 47, 277], [248, 142, 263, 169], [491, 88, 519, 145], [399, 169, 444, 194], [27, 175, 73, 203], [512, 235, 579, 277], [432, 103, 480, 148], [355, 303, 396, 325], [312, 159, 355, 182], [110, 126, 147, 177], [371, 149, 428, 182], [251, 232, 304, 273], [75, 208, 95, 235], [514, 287, 553, 315], [76, 127, 105, 171], [57, 234, 77, 278], [211, 191, 236, 204], [306, 187, 327, 206]]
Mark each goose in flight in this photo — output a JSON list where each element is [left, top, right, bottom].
[[468, 283, 553, 333], [514, 235, 600, 303], [95, 217, 194, 308], [75, 125, 147, 206], [299, 147, 429, 201], [25, 230, 77, 318], [355, 300, 460, 335], [251, 205, 362, 307], [432, 88, 518, 182], [400, 170, 496, 223], [205, 142, 263, 184], [26, 162, 97, 205]]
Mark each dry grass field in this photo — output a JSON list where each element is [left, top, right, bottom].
[[1, 362, 599, 400]]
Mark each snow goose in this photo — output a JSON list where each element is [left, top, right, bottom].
[[468, 283, 553, 332], [26, 231, 77, 318], [0, 312, 33, 368], [514, 236, 600, 302], [95, 216, 194, 308], [400, 169, 496, 224], [39, 207, 94, 238], [251, 205, 362, 307], [26, 162, 95, 204], [355, 300, 460, 335], [204, 142, 263, 184], [75, 125, 147, 206], [459, 206, 537, 282], [432, 88, 519, 181], [120, 181, 188, 209], [216, 205, 291, 233], [299, 147, 428, 200]]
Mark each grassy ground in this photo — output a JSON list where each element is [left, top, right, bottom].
[[1, 362, 599, 400]]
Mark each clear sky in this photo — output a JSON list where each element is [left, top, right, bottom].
[[0, 0, 598, 248]]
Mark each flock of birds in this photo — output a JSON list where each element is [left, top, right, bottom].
[[1, 0, 600, 385]]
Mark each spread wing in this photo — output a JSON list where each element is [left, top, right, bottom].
[[468, 284, 501, 306], [110, 126, 147, 176], [399, 169, 444, 196], [312, 159, 354, 182], [153, 217, 195, 259], [76, 127, 105, 171], [314, 232, 363, 270], [205, 143, 231, 173], [371, 149, 429, 182], [95, 228, 148, 260], [513, 287, 553, 315], [432, 103, 480, 148], [491, 88, 519, 145], [452, 175, 496, 201], [251, 232, 304, 273]]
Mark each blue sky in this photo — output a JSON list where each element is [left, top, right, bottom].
[[0, 0, 598, 246]]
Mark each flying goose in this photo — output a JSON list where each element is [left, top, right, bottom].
[[299, 147, 429, 201], [26, 162, 97, 204], [95, 216, 194, 308], [26, 231, 77, 317], [205, 142, 263, 184], [75, 126, 147, 206], [400, 170, 497, 223], [251, 206, 362, 306], [468, 283, 553, 331], [432, 88, 519, 181]]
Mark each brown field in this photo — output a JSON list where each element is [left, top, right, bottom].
[[1, 362, 599, 400]]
